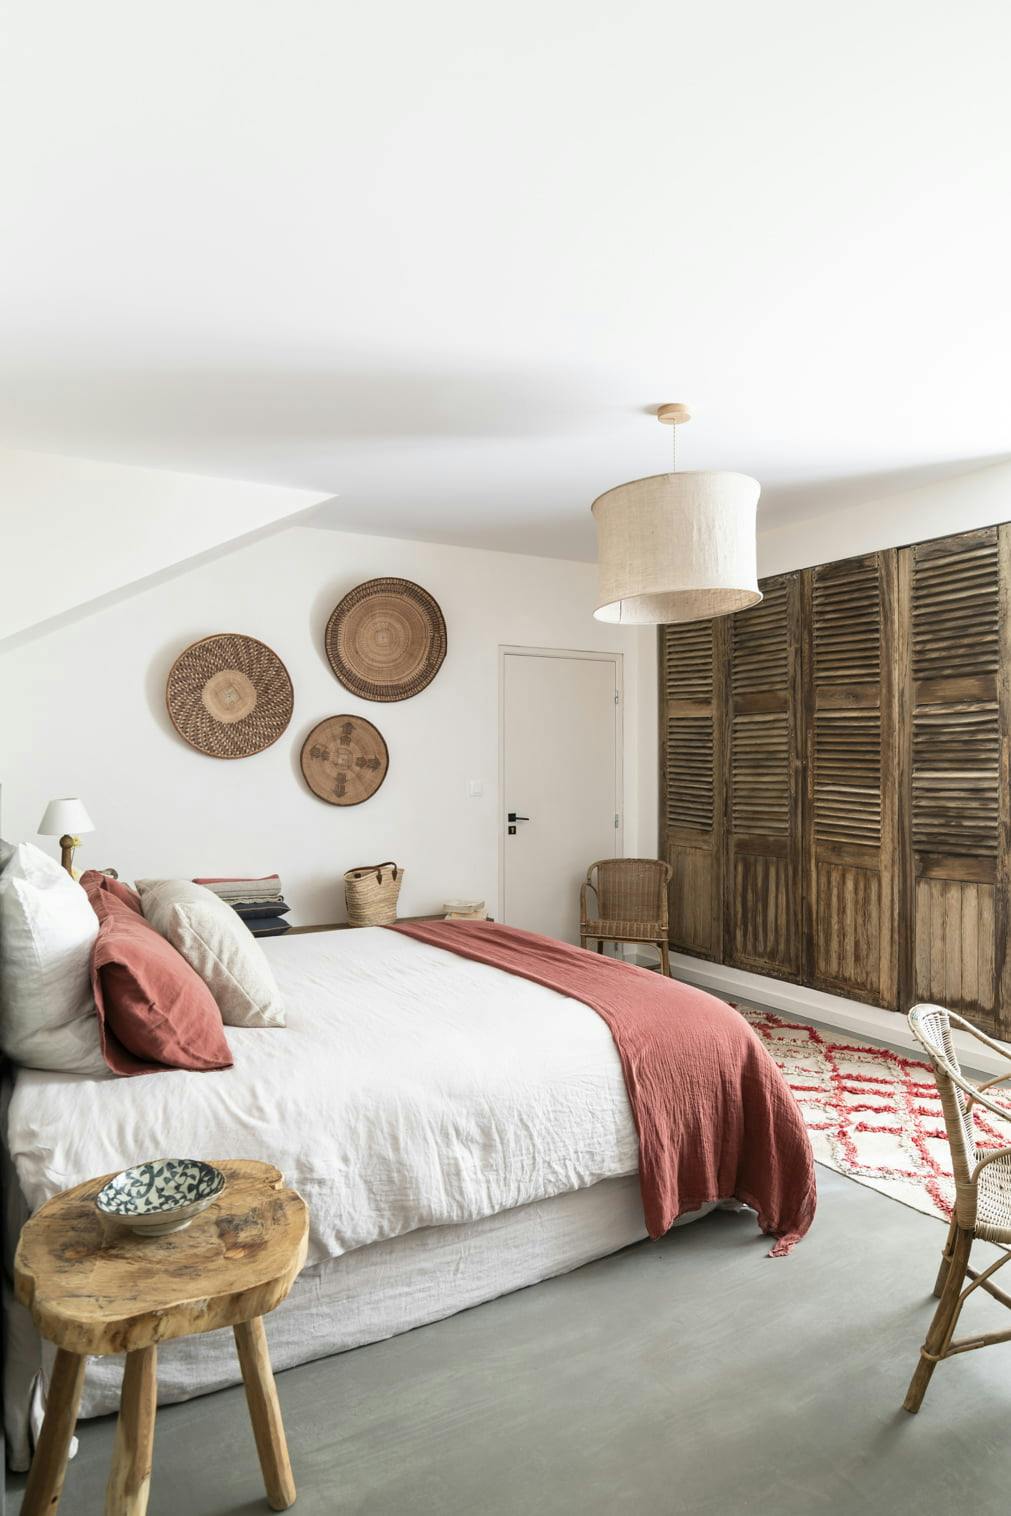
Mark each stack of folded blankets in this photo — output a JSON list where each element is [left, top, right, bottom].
[[192, 875, 292, 938]]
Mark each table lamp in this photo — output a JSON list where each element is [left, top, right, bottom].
[[38, 797, 95, 876]]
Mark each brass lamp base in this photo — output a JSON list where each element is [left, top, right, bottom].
[[59, 834, 81, 876]]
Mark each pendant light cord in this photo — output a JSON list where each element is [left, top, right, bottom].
[[671, 421, 677, 473]]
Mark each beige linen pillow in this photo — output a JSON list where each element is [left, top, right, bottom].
[[136, 879, 285, 1028]]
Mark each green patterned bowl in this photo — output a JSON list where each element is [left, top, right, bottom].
[[96, 1159, 226, 1237]]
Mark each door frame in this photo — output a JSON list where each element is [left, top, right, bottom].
[[498, 645, 624, 928]]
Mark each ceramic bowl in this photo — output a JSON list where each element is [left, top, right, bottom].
[[96, 1159, 226, 1237]]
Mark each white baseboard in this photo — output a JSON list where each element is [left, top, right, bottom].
[[664, 950, 1011, 1079]]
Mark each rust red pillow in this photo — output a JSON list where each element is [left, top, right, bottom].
[[80, 869, 143, 916], [88, 888, 233, 1076]]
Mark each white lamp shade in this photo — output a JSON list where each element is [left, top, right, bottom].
[[591, 469, 762, 624], [38, 797, 95, 837]]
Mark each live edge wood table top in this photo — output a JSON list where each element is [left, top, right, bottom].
[[15, 1159, 308, 1516]]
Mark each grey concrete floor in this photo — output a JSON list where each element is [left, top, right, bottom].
[[8, 1167, 1011, 1515]]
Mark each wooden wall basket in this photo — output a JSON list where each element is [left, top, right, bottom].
[[324, 578, 447, 702], [300, 715, 389, 806], [166, 634, 294, 759]]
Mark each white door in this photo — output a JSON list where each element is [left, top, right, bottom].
[[501, 649, 621, 943]]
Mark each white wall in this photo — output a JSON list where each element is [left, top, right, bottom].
[[759, 459, 1011, 577], [0, 448, 328, 644], [0, 525, 643, 926]]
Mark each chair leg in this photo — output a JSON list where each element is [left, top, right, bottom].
[[105, 1344, 158, 1516], [22, 1349, 87, 1516], [659, 941, 670, 976], [234, 1317, 297, 1511], [596, 940, 604, 954], [904, 1226, 973, 1413], [933, 1214, 959, 1298]]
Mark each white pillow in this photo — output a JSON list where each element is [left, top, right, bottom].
[[0, 843, 107, 1075], [136, 879, 285, 1028]]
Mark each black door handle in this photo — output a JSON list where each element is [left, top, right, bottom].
[[508, 813, 530, 823]]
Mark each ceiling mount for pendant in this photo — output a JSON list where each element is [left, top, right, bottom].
[[591, 402, 762, 626], [656, 402, 692, 426]]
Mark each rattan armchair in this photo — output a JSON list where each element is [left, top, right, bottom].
[[579, 858, 672, 975], [904, 1003, 1011, 1412]]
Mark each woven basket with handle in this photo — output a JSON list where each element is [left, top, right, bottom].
[[344, 862, 404, 926]]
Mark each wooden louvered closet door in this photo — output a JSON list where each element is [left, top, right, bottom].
[[899, 526, 1011, 1033], [659, 619, 725, 960], [724, 574, 803, 979], [803, 553, 899, 1006]]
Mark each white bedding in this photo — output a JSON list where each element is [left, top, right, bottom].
[[8, 926, 641, 1269]]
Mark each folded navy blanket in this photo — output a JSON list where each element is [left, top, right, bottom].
[[232, 900, 291, 920]]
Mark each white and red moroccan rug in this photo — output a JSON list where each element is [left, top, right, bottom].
[[737, 1005, 1010, 1223]]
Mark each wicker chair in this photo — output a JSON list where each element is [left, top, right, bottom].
[[579, 858, 672, 974], [904, 1003, 1011, 1412]]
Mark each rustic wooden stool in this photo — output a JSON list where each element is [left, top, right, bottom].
[[15, 1159, 309, 1516]]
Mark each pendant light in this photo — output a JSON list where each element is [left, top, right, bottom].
[[592, 404, 762, 624]]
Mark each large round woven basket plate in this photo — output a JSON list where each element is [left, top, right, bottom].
[[324, 578, 447, 702], [166, 634, 294, 759], [300, 715, 389, 806]]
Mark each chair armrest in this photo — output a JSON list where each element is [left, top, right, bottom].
[[943, 1009, 1011, 1065], [965, 1085, 1011, 1127], [971, 1143, 1011, 1185], [579, 879, 598, 927], [978, 1071, 1011, 1094]]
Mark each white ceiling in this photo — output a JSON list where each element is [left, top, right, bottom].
[[3, 1, 1009, 561]]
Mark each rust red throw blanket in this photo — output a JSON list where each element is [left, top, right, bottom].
[[390, 920, 816, 1254]]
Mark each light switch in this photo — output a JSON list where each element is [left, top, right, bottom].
[[467, 779, 484, 798]]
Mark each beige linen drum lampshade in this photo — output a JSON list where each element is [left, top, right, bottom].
[[38, 796, 95, 875], [591, 405, 762, 625]]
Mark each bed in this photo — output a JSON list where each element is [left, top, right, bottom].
[[3, 923, 811, 1469]]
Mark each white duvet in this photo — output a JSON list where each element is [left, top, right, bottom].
[[8, 927, 640, 1268]]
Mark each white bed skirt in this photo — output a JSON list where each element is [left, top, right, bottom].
[[5, 1176, 717, 1471]]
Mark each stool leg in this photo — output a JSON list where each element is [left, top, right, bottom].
[[105, 1344, 158, 1516], [22, 1349, 86, 1516], [234, 1317, 296, 1511]]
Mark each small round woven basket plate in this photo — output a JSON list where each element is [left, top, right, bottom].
[[166, 634, 294, 759], [300, 715, 389, 806], [324, 578, 447, 702]]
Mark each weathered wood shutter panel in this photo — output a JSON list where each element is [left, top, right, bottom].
[[724, 574, 803, 979], [899, 526, 1010, 1032], [658, 518, 1011, 1038], [803, 552, 898, 1006], [659, 620, 725, 959]]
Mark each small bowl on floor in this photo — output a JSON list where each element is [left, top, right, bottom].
[[96, 1159, 226, 1237]]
